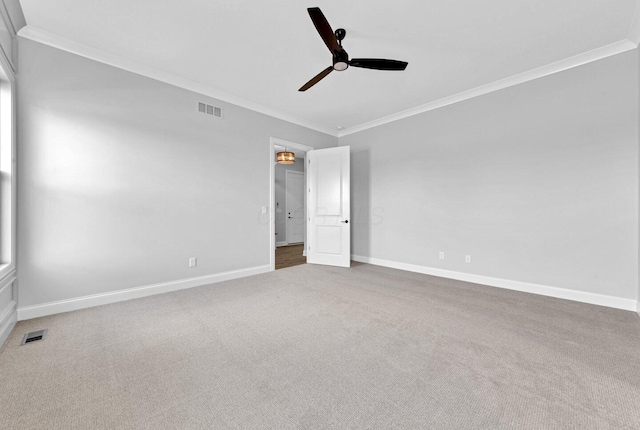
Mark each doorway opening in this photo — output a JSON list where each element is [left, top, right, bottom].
[[269, 138, 314, 271]]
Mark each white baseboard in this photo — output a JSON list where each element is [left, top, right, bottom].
[[0, 302, 17, 348], [351, 255, 638, 312], [276, 241, 288, 247], [636, 300, 640, 317], [17, 264, 271, 321]]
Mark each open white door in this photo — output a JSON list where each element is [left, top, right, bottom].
[[307, 146, 350, 267]]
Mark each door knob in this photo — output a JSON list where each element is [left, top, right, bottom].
[[341, 220, 349, 224]]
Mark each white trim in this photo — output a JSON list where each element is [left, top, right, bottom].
[[0, 0, 26, 33], [338, 39, 637, 137], [0, 302, 16, 347], [271, 138, 314, 152], [276, 241, 288, 247], [0, 37, 16, 305], [0, 272, 14, 296], [627, 1, 640, 45], [17, 265, 271, 320], [351, 255, 638, 312], [18, 26, 338, 137], [0, 1, 17, 37], [0, 263, 14, 286], [0, 0, 16, 72], [0, 42, 13, 74], [636, 300, 640, 317], [269, 137, 314, 272], [0, 271, 16, 347]]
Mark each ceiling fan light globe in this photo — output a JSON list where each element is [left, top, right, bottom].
[[334, 62, 348, 71]]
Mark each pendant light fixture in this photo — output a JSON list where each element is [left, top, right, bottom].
[[276, 148, 295, 164]]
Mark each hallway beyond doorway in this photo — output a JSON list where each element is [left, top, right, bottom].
[[275, 244, 305, 270]]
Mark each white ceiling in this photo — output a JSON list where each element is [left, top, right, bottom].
[[19, 0, 640, 136]]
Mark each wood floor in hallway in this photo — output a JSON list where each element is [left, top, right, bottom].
[[275, 244, 306, 270]]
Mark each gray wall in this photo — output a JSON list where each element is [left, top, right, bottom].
[[17, 38, 337, 307], [341, 50, 639, 301], [274, 157, 304, 244], [13, 36, 640, 309]]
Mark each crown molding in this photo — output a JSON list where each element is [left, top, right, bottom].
[[0, 1, 16, 37], [627, 0, 640, 45], [17, 26, 638, 140], [18, 26, 339, 138], [338, 39, 637, 137], [0, 0, 20, 73], [0, 0, 26, 36]]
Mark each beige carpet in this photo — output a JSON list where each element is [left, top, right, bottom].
[[1, 263, 639, 429]]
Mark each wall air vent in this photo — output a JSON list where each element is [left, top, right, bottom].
[[198, 102, 223, 119], [21, 329, 48, 345]]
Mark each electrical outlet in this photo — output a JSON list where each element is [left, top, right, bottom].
[[261, 206, 267, 214], [439, 251, 445, 260], [189, 257, 197, 267], [465, 255, 471, 263]]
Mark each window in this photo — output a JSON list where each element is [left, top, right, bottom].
[[0, 55, 15, 276]]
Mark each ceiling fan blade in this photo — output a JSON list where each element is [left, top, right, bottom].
[[299, 66, 334, 91], [349, 58, 408, 71], [307, 7, 342, 54]]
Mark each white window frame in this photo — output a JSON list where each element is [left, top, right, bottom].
[[0, 43, 16, 279]]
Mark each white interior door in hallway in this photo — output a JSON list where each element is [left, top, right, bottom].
[[286, 171, 305, 244]]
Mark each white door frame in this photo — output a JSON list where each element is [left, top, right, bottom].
[[269, 137, 314, 271]]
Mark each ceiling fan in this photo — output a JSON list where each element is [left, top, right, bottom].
[[299, 7, 408, 92]]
